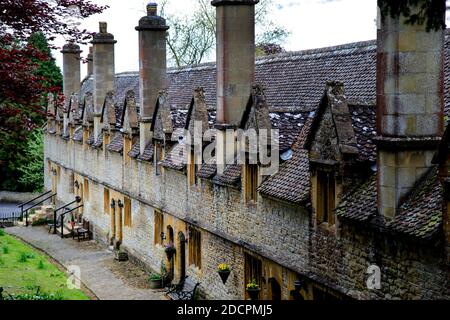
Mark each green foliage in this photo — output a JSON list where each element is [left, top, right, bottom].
[[378, 0, 446, 31], [0, 229, 5, 236], [27, 32, 63, 90], [1, 33, 60, 192], [17, 129, 44, 192], [37, 260, 45, 270], [0, 234, 88, 300], [2, 287, 63, 300], [18, 252, 29, 263], [2, 246, 9, 254], [149, 273, 162, 281], [32, 218, 49, 227]]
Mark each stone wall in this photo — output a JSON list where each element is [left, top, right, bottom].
[[44, 133, 450, 300]]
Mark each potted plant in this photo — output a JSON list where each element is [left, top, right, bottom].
[[148, 273, 163, 289], [246, 279, 261, 300], [217, 263, 231, 284], [115, 249, 128, 262], [164, 242, 176, 260], [69, 214, 75, 229]]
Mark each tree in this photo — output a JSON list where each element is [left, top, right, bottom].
[[0, 0, 107, 191], [28, 32, 63, 92], [161, 0, 290, 67], [18, 129, 45, 193]]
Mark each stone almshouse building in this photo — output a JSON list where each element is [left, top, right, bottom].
[[44, 1, 449, 299]]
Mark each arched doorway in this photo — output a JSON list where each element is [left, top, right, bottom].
[[268, 278, 281, 300], [178, 232, 186, 281]]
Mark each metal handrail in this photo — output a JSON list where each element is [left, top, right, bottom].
[[21, 193, 57, 227], [52, 196, 82, 234], [18, 190, 52, 209], [60, 204, 83, 239]]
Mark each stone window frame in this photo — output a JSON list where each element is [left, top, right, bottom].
[[154, 210, 164, 245], [103, 187, 110, 215], [155, 143, 163, 176], [188, 150, 199, 187], [69, 172, 74, 194], [123, 196, 132, 228], [244, 161, 259, 204], [188, 227, 202, 269], [315, 167, 336, 229], [83, 177, 90, 202]]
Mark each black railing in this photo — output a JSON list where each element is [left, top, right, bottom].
[[52, 196, 82, 234], [59, 204, 83, 239], [19, 191, 57, 227]]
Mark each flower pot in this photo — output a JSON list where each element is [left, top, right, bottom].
[[149, 279, 163, 289], [218, 270, 230, 284], [115, 251, 128, 262], [247, 288, 261, 300]]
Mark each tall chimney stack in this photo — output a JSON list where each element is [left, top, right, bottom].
[[87, 46, 94, 77], [212, 0, 259, 174], [135, 2, 169, 155], [61, 42, 81, 135], [376, 2, 445, 219], [91, 22, 116, 143]]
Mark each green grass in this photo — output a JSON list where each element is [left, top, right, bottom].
[[0, 233, 89, 300]]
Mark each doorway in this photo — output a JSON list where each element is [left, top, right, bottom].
[[178, 232, 186, 281]]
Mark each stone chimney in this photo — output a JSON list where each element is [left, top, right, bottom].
[[136, 2, 169, 155], [212, 0, 259, 174], [61, 43, 81, 135], [87, 46, 93, 77], [91, 22, 116, 143], [376, 3, 444, 219]]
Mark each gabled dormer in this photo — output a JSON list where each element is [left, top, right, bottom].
[[185, 87, 210, 187], [239, 84, 272, 204], [121, 90, 139, 165], [305, 81, 358, 230], [151, 91, 173, 175], [152, 91, 173, 141], [81, 92, 94, 145], [100, 90, 117, 150], [46, 93, 57, 135]]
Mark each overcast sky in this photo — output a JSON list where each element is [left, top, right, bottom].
[[54, 0, 380, 79]]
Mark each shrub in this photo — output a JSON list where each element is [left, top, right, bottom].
[[37, 260, 45, 269], [2, 246, 9, 254], [32, 218, 48, 226], [18, 252, 35, 263], [149, 273, 162, 281], [18, 252, 28, 262], [0, 229, 5, 236]]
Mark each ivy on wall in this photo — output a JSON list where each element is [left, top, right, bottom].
[[378, 0, 446, 31]]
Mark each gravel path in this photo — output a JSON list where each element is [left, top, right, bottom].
[[6, 226, 167, 300]]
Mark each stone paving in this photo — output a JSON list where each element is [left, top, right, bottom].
[[6, 225, 167, 300]]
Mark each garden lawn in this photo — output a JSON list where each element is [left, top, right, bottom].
[[0, 231, 89, 300]]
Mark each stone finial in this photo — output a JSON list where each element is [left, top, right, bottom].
[[61, 42, 82, 54], [92, 22, 116, 44], [147, 2, 158, 16], [136, 2, 169, 31], [99, 22, 107, 33]]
